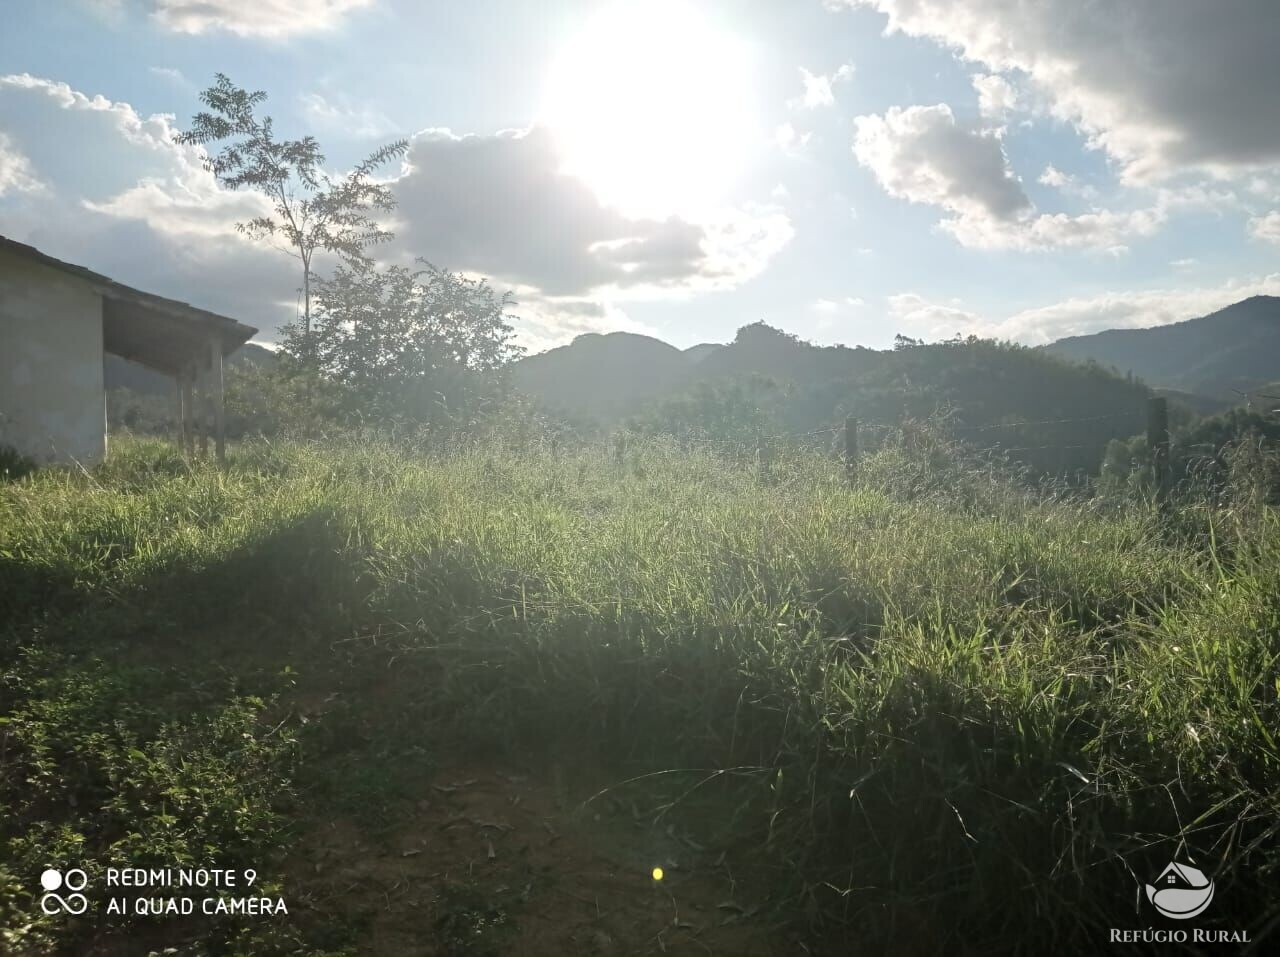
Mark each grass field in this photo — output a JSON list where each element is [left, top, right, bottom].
[[1, 434, 1277, 954]]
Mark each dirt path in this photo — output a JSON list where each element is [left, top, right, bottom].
[[288, 762, 798, 955]]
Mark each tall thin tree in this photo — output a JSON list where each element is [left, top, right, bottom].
[[177, 74, 408, 355]]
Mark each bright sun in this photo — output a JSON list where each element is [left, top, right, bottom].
[[541, 1, 758, 220]]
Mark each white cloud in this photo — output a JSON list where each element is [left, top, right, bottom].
[[1246, 176, 1280, 202], [791, 63, 855, 110], [0, 133, 44, 196], [150, 0, 374, 37], [812, 296, 867, 336], [943, 205, 1163, 253], [1170, 258, 1198, 268], [0, 74, 293, 335], [1036, 164, 1099, 201], [509, 295, 667, 353], [971, 73, 1017, 121], [854, 104, 1031, 223], [692, 203, 795, 295], [299, 92, 395, 139], [1, 74, 789, 346], [887, 292, 982, 338], [813, 296, 864, 313], [84, 177, 270, 238], [888, 275, 1280, 345], [1249, 211, 1280, 244], [147, 66, 187, 84], [843, 1, 1280, 182], [854, 103, 1227, 251], [987, 275, 1280, 343], [1037, 165, 1068, 188], [775, 122, 813, 155], [0, 73, 272, 240], [389, 126, 791, 299]]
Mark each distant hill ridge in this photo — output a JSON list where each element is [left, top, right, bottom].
[[111, 297, 1278, 427], [1042, 295, 1280, 398], [511, 297, 1280, 423], [509, 322, 881, 421]]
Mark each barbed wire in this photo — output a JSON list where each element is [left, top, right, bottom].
[[615, 407, 1151, 451], [947, 411, 1145, 433], [988, 444, 1096, 453]]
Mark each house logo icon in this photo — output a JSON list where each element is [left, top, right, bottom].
[[1145, 861, 1214, 919]]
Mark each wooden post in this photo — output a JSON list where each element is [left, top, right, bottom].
[[180, 367, 195, 457], [210, 336, 226, 466], [1147, 396, 1170, 504], [755, 432, 769, 482], [196, 355, 209, 458], [844, 415, 859, 484], [174, 374, 185, 452]]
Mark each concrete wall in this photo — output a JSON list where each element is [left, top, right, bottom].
[[0, 249, 105, 465]]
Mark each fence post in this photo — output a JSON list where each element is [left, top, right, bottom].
[[195, 358, 209, 459], [174, 373, 186, 454], [1147, 396, 1170, 504], [180, 366, 195, 457], [844, 415, 859, 484], [209, 336, 226, 466]]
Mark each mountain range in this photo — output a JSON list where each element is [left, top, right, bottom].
[[510, 296, 1280, 423], [1042, 295, 1280, 400], [106, 297, 1280, 427]]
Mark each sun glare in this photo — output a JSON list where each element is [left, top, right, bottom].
[[541, 1, 758, 220]]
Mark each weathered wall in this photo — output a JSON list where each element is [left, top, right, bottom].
[[0, 249, 105, 465]]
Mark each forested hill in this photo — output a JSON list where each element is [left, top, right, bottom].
[[509, 322, 883, 423], [511, 322, 1157, 473], [1042, 295, 1280, 398], [512, 321, 1148, 428], [507, 332, 696, 421]]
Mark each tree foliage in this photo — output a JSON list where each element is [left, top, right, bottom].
[[277, 261, 523, 430], [176, 74, 408, 345]]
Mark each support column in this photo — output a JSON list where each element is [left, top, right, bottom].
[[210, 336, 226, 465], [844, 415, 859, 484], [1147, 396, 1170, 505], [180, 367, 195, 457], [175, 373, 185, 453], [196, 355, 209, 458]]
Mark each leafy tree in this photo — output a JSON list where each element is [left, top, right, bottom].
[[734, 321, 801, 348], [176, 74, 408, 353], [281, 261, 523, 428], [630, 375, 784, 443]]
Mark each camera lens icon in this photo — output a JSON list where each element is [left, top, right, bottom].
[[40, 868, 88, 915]]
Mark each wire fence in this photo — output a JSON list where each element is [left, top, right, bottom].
[[603, 401, 1175, 490], [632, 409, 1148, 446]]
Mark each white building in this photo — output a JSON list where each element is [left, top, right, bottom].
[[0, 236, 257, 465]]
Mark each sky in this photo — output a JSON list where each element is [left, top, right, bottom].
[[2, 0, 1280, 354]]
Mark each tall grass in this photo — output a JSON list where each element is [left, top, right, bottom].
[[1, 435, 1276, 953]]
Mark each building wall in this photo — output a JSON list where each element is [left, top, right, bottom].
[[0, 250, 105, 465]]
